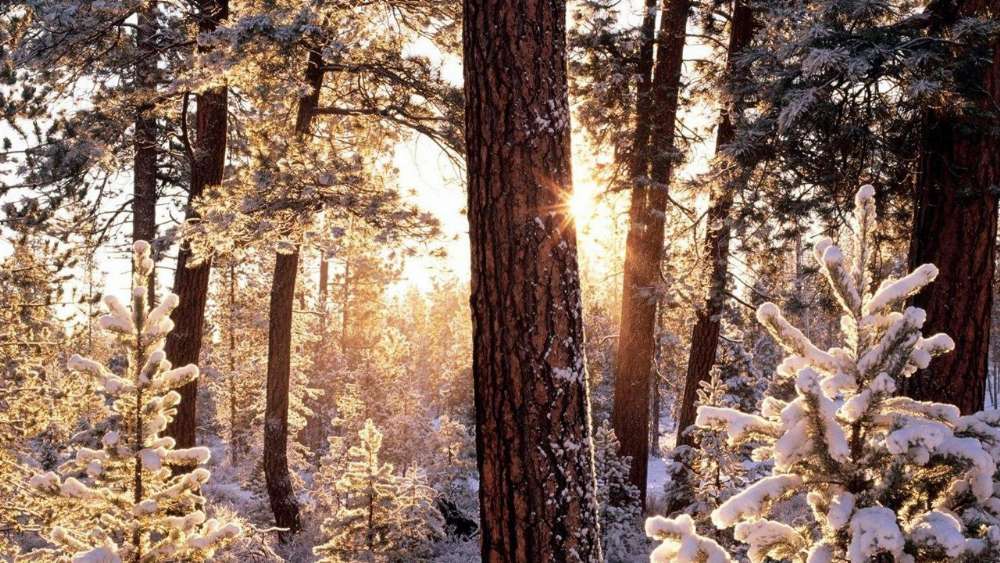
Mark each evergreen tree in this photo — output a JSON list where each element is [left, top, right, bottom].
[[464, 0, 604, 557], [610, 0, 693, 505], [730, 0, 1000, 412], [28, 241, 240, 561], [647, 186, 1000, 562], [592, 422, 650, 562], [313, 419, 443, 562]]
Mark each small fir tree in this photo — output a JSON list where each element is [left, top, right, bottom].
[[313, 419, 443, 562], [647, 185, 1000, 562], [662, 362, 766, 534], [592, 422, 650, 561], [29, 241, 240, 561]]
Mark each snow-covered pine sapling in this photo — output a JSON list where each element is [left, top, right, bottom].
[[592, 422, 649, 561], [314, 419, 443, 562], [646, 185, 1000, 562], [29, 241, 240, 562]]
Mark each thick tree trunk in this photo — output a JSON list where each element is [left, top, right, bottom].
[[611, 0, 690, 508], [464, 0, 602, 560], [675, 0, 754, 448], [262, 48, 323, 538], [901, 0, 1000, 414], [133, 0, 158, 304], [165, 0, 229, 449]]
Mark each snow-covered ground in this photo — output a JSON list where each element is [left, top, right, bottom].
[[646, 414, 678, 514]]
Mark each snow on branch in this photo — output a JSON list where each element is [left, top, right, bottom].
[[646, 514, 733, 563]]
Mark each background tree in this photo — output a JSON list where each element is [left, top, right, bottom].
[[902, 0, 1000, 413], [313, 419, 443, 562], [676, 0, 755, 447], [165, 0, 232, 448]]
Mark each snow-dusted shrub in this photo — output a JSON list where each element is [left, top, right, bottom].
[[29, 241, 240, 561], [661, 363, 768, 552], [313, 419, 443, 562], [592, 422, 650, 561], [647, 186, 1000, 562]]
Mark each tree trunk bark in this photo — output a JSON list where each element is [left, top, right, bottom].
[[464, 0, 602, 560], [133, 0, 158, 304], [264, 251, 302, 538], [675, 0, 754, 448], [901, 0, 1000, 414], [165, 0, 229, 449], [611, 0, 690, 508], [262, 48, 324, 538]]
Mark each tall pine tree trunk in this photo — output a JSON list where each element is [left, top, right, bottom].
[[133, 0, 157, 304], [464, 0, 602, 559], [165, 0, 229, 448], [611, 0, 690, 508], [263, 48, 324, 538], [902, 0, 1000, 414], [676, 0, 754, 448]]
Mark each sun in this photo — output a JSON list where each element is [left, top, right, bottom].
[[568, 186, 597, 225]]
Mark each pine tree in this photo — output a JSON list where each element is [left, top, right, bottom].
[[676, 0, 755, 448], [611, 0, 693, 504], [646, 186, 1000, 562], [164, 0, 231, 450], [464, 0, 604, 557], [592, 422, 649, 562], [729, 0, 1000, 411], [313, 419, 443, 562], [663, 359, 764, 521], [28, 241, 240, 561]]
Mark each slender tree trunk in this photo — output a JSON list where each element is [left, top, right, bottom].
[[319, 254, 329, 309], [675, 0, 754, 448], [228, 262, 238, 466], [165, 0, 229, 448], [133, 0, 158, 305], [263, 48, 324, 538], [611, 0, 690, 508], [341, 255, 351, 359], [648, 368, 659, 454], [902, 0, 1000, 414], [264, 251, 302, 538], [301, 253, 330, 450], [464, 0, 602, 560]]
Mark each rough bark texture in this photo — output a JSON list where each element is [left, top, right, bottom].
[[262, 48, 323, 538], [463, 0, 602, 560], [611, 0, 690, 508], [133, 0, 158, 304], [676, 0, 755, 448], [902, 0, 1000, 414], [164, 0, 229, 448]]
